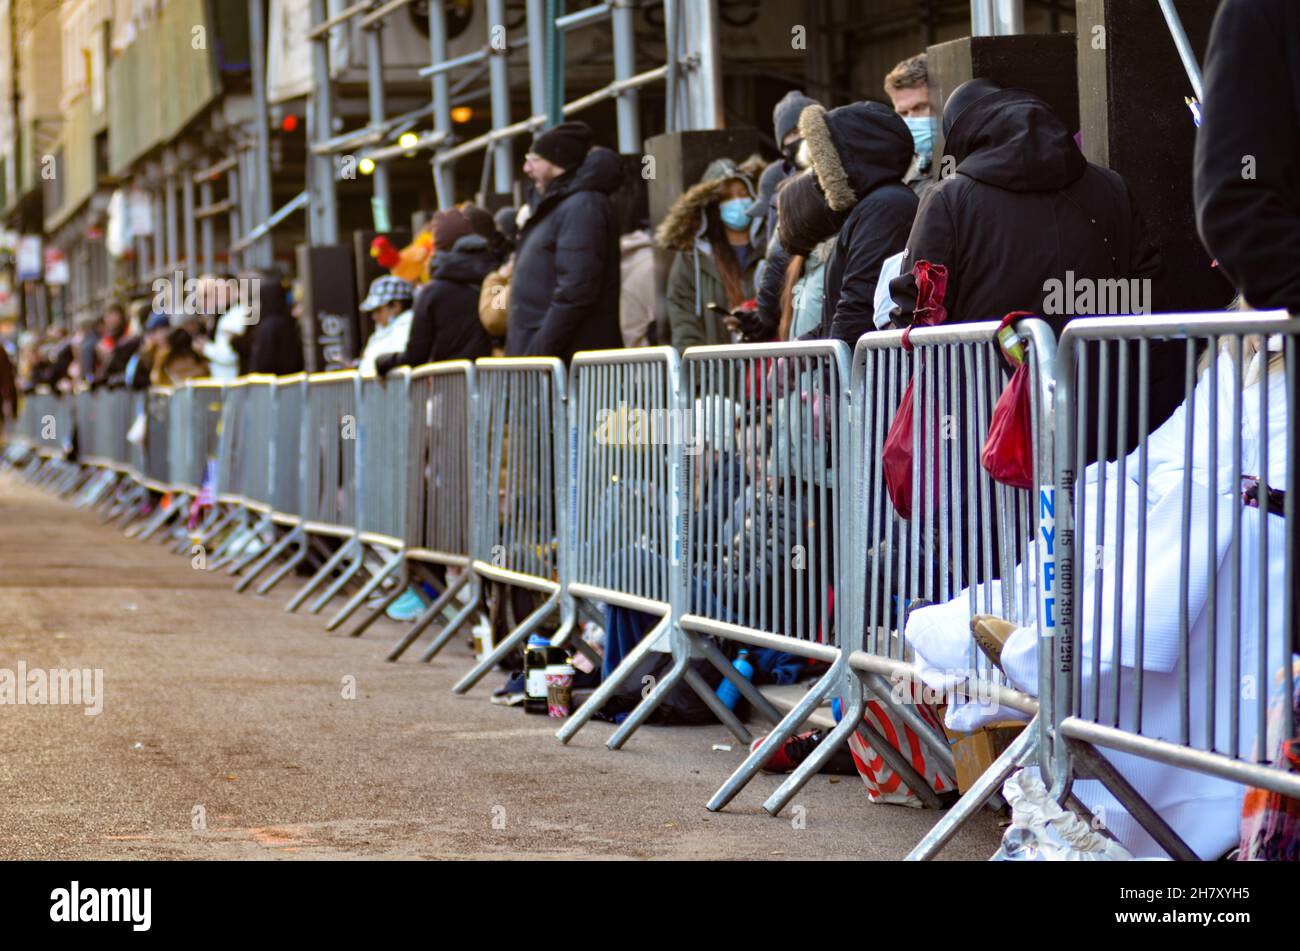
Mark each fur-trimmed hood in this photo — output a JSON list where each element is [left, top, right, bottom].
[[655, 154, 767, 251], [798, 101, 914, 212]]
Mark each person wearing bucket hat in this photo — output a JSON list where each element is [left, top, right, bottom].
[[657, 154, 767, 349], [507, 121, 622, 361], [357, 274, 415, 376]]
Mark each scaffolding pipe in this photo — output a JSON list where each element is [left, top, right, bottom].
[[611, 0, 640, 152], [247, 0, 275, 266], [545, 0, 566, 125], [428, 0, 455, 208], [994, 0, 1023, 34], [487, 0, 514, 193], [183, 163, 197, 274], [365, 24, 392, 225], [526, 0, 548, 122], [308, 0, 340, 244], [1156, 0, 1204, 101]]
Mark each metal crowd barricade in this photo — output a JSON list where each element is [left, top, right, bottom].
[[386, 361, 481, 658], [1046, 311, 1300, 860], [451, 358, 570, 695], [144, 388, 173, 491], [555, 347, 776, 748], [670, 341, 860, 810], [322, 372, 411, 632], [236, 373, 311, 595], [208, 376, 278, 572], [284, 371, 364, 616], [181, 380, 232, 553], [840, 318, 1057, 859]]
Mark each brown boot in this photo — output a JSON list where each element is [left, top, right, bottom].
[[970, 615, 1018, 671]]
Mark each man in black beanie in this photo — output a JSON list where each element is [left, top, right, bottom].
[[507, 120, 623, 361]]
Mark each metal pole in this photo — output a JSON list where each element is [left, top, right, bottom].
[[183, 160, 197, 277], [544, 0, 566, 126], [248, 0, 275, 265], [664, 0, 679, 133], [1156, 0, 1204, 101], [308, 0, 339, 243], [682, 0, 722, 129], [427, 0, 456, 209], [365, 23, 392, 227], [200, 179, 214, 275], [526, 0, 548, 125], [165, 165, 179, 274], [970, 0, 994, 36], [611, 0, 640, 152], [227, 163, 242, 272], [151, 185, 164, 281], [992, 0, 1023, 35], [487, 0, 514, 193]]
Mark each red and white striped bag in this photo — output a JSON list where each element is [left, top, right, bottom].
[[847, 684, 953, 807]]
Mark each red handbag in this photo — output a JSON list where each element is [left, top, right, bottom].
[[980, 312, 1036, 490], [882, 261, 948, 519]]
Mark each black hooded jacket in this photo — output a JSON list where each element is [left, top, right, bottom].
[[799, 101, 918, 346], [377, 233, 499, 374], [248, 279, 304, 376], [506, 146, 623, 361], [1195, 0, 1300, 315], [889, 88, 1161, 334]]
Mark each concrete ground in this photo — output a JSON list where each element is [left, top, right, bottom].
[[0, 468, 1004, 860]]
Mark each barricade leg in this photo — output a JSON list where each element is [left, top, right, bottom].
[[414, 582, 478, 661], [695, 637, 784, 726], [285, 536, 357, 612], [207, 508, 252, 568], [253, 525, 309, 594], [451, 591, 558, 694], [707, 659, 845, 812], [764, 684, 945, 816], [237, 523, 303, 592], [556, 613, 672, 744], [306, 537, 365, 615], [905, 715, 1041, 860], [134, 492, 188, 541], [681, 662, 752, 744], [605, 652, 692, 750], [326, 546, 404, 632], [1063, 738, 1198, 860], [386, 568, 469, 660], [225, 515, 277, 575]]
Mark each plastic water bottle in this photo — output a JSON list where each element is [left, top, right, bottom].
[[716, 649, 754, 710]]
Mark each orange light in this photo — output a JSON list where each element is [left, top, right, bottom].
[[281, 114, 300, 133], [450, 106, 473, 124]]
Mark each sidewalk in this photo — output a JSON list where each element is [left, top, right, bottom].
[[0, 471, 1003, 860]]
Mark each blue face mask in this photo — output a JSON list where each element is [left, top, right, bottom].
[[904, 115, 935, 168], [719, 197, 753, 231]]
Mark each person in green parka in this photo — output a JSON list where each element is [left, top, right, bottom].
[[656, 155, 768, 350]]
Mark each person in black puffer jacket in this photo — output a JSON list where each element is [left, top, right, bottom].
[[888, 80, 1162, 335], [798, 100, 918, 347], [376, 210, 500, 372], [506, 121, 623, 361], [247, 267, 305, 376]]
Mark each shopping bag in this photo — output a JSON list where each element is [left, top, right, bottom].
[[980, 312, 1037, 490], [992, 770, 1134, 860], [881, 261, 949, 519]]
